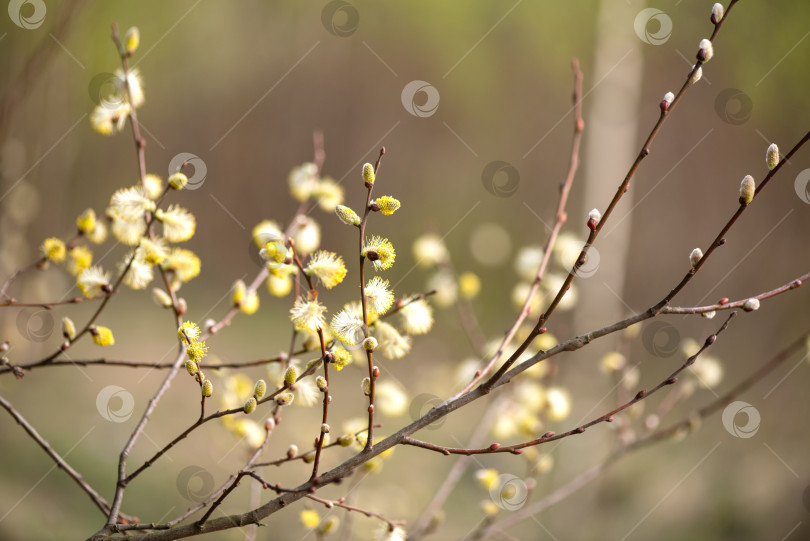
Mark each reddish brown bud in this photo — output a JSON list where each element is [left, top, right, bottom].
[[489, 443, 500, 451]]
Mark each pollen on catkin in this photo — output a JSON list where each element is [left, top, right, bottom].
[[373, 196, 401, 216]]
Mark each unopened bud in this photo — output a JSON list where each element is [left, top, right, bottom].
[[302, 450, 316, 463], [124, 27, 140, 54], [284, 366, 297, 386], [335, 205, 361, 226], [711, 3, 724, 24], [202, 379, 213, 397], [276, 392, 294, 406], [660, 92, 674, 112], [316, 375, 327, 391], [766, 143, 779, 170], [743, 298, 760, 312], [152, 288, 173, 308], [690, 65, 703, 84], [244, 396, 257, 414], [338, 434, 354, 446], [362, 163, 375, 185], [169, 172, 188, 190], [62, 317, 76, 340], [587, 208, 601, 230], [701, 310, 716, 319], [739, 175, 755, 205], [185, 359, 198, 375], [689, 248, 703, 268], [362, 337, 377, 351], [361, 377, 371, 396], [287, 444, 298, 458], [697, 39, 714, 62], [253, 379, 267, 399], [321, 423, 330, 433]]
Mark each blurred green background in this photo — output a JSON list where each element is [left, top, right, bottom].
[[1, 1, 810, 539]]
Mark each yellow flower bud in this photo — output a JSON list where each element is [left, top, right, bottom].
[[124, 26, 140, 54], [253, 379, 266, 399], [244, 396, 257, 414], [373, 196, 401, 216], [459, 272, 481, 299], [284, 366, 297, 386], [76, 209, 97, 234], [202, 379, 213, 397], [42, 237, 66, 262], [316, 375, 327, 391], [169, 172, 188, 190], [185, 359, 198, 375], [338, 434, 354, 446], [90, 325, 115, 346], [335, 204, 361, 226], [362, 163, 375, 185], [276, 392, 294, 406], [363, 337, 377, 351], [300, 509, 319, 529], [318, 516, 339, 535]]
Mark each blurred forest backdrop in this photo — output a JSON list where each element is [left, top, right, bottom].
[[1, 1, 810, 540]]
